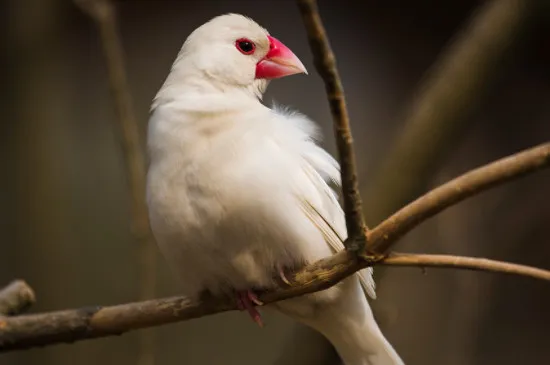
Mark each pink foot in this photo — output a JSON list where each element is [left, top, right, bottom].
[[235, 290, 264, 327]]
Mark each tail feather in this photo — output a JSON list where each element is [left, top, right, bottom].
[[279, 276, 404, 365]]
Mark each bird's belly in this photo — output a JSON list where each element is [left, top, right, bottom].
[[156, 227, 289, 298], [148, 182, 294, 298]]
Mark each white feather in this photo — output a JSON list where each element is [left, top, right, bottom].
[[146, 13, 404, 365]]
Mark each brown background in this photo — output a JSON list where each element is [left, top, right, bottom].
[[2, 0, 550, 364]]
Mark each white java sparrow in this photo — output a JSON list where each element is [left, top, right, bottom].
[[146, 13, 404, 365]]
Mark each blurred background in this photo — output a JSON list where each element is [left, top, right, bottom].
[[2, 0, 550, 364]]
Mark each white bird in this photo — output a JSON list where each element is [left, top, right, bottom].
[[146, 13, 404, 365]]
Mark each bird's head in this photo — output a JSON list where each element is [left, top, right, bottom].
[[161, 14, 307, 100]]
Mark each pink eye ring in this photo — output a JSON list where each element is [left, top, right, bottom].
[[236, 38, 256, 55]]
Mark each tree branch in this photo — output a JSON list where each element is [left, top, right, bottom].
[[1, 251, 548, 352], [74, 1, 156, 364], [297, 0, 368, 250], [1, 142, 549, 352], [381, 253, 550, 281], [0, 296, 231, 352], [366, 142, 550, 255], [0, 281, 35, 316]]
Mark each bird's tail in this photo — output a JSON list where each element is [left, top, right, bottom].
[[279, 276, 404, 365], [315, 302, 404, 365]]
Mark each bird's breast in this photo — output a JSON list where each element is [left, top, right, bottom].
[[146, 144, 301, 297]]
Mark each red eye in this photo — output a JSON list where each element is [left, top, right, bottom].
[[236, 38, 256, 55]]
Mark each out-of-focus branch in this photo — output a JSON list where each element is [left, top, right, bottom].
[[1, 142, 549, 352], [381, 253, 550, 281], [364, 0, 539, 224], [367, 142, 550, 254], [297, 0, 368, 250], [73, 1, 156, 365], [0, 281, 35, 316]]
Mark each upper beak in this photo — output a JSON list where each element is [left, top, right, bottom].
[[255, 36, 308, 80]]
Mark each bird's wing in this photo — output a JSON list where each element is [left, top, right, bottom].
[[299, 159, 377, 300]]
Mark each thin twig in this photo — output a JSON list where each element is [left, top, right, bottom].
[[297, 0, 368, 250], [74, 1, 156, 364], [0, 281, 36, 316], [1, 142, 549, 352], [366, 142, 550, 255], [381, 253, 550, 281], [364, 0, 537, 224]]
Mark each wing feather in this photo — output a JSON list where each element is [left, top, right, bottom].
[[299, 161, 377, 300]]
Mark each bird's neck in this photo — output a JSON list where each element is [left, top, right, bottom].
[[153, 65, 269, 110]]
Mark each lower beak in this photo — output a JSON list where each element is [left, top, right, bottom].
[[255, 36, 308, 80]]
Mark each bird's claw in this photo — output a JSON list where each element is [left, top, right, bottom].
[[235, 290, 264, 327], [248, 291, 264, 306], [277, 264, 292, 286]]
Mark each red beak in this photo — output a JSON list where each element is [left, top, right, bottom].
[[255, 36, 307, 80]]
